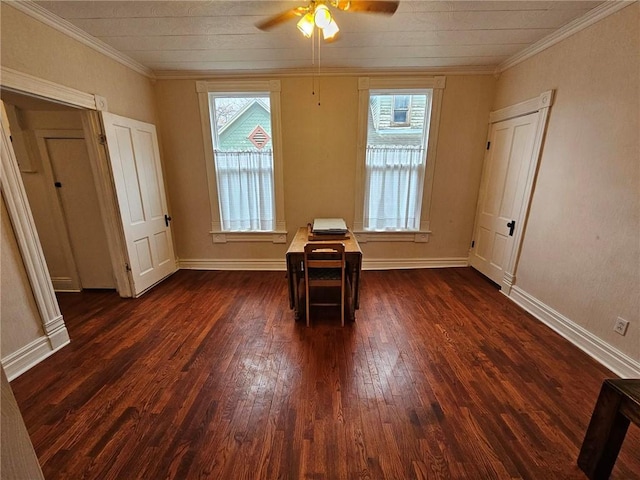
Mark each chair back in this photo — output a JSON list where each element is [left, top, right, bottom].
[[304, 243, 346, 280], [303, 242, 346, 326]]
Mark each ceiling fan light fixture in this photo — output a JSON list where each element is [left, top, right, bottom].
[[297, 12, 315, 37], [322, 18, 340, 40], [314, 4, 332, 29]]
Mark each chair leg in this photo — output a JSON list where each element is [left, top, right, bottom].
[[340, 280, 345, 327], [305, 282, 310, 327]]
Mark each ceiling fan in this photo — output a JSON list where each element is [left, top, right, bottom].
[[256, 1, 400, 41]]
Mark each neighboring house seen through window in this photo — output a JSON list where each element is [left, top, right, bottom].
[[209, 95, 274, 231], [355, 77, 445, 240], [366, 90, 430, 231], [197, 80, 286, 243]]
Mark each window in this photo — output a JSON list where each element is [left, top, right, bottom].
[[391, 95, 411, 125], [210, 95, 273, 231], [197, 80, 286, 243], [367, 91, 430, 231], [354, 77, 445, 241]]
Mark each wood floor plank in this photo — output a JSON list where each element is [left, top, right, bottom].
[[8, 268, 640, 479]]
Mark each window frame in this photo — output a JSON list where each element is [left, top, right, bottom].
[[354, 76, 446, 243], [196, 79, 287, 244]]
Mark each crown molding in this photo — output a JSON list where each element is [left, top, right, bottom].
[[497, 0, 635, 73], [5, 1, 497, 81], [14, 0, 626, 82], [153, 65, 496, 81], [8, 1, 154, 79]]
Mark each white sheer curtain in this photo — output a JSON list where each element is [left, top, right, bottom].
[[364, 146, 425, 231], [214, 150, 274, 231]]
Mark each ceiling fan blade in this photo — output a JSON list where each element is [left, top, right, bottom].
[[255, 7, 307, 31], [334, 1, 399, 15]]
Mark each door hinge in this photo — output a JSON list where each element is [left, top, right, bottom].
[[98, 134, 107, 145], [471, 240, 475, 248], [125, 263, 131, 272], [486, 141, 491, 150]]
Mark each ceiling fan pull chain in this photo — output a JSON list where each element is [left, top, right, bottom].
[[311, 27, 315, 66], [318, 29, 321, 71], [317, 31, 322, 105], [311, 28, 316, 98]]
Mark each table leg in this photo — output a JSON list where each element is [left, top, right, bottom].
[[578, 381, 631, 479], [349, 262, 357, 321], [292, 261, 301, 320], [286, 256, 294, 309]]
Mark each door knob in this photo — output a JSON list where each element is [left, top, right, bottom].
[[507, 220, 516, 236], [164, 214, 172, 227]]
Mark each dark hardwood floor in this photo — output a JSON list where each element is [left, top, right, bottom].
[[10, 268, 640, 479]]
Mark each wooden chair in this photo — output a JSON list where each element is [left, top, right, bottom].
[[303, 243, 346, 327]]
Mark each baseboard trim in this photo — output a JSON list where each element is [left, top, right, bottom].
[[51, 276, 80, 292], [2, 334, 69, 381], [179, 257, 469, 271], [508, 286, 640, 378], [44, 314, 71, 350], [179, 258, 287, 271], [363, 257, 468, 270]]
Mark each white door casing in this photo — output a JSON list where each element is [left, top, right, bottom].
[[101, 112, 176, 296], [0, 100, 70, 378], [470, 90, 554, 293]]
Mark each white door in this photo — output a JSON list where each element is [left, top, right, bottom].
[[46, 135, 115, 289], [470, 113, 538, 287], [101, 112, 176, 296]]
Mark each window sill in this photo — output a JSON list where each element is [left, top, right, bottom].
[[353, 230, 431, 243], [210, 230, 288, 244]]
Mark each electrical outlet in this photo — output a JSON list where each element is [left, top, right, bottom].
[[613, 317, 629, 336]]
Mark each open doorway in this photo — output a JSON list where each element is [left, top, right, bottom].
[[2, 91, 115, 293], [2, 74, 175, 379]]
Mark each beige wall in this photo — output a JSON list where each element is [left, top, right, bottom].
[[1, 197, 43, 358], [155, 74, 496, 262], [1, 3, 157, 124], [1, 366, 44, 480], [494, 4, 639, 360]]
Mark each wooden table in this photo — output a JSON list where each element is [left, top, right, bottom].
[[285, 227, 362, 321], [578, 378, 640, 479]]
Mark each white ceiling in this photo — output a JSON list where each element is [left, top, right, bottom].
[[31, 0, 606, 76]]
